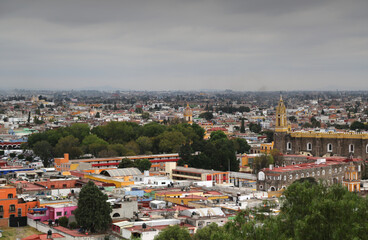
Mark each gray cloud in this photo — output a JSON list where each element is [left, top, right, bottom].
[[0, 0, 367, 91]]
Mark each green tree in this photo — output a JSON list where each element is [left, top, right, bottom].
[[262, 130, 274, 143], [240, 118, 245, 133], [27, 111, 31, 124], [350, 121, 366, 131], [125, 141, 140, 155], [158, 131, 186, 153], [310, 117, 321, 128], [270, 149, 283, 167], [142, 122, 167, 138], [249, 122, 261, 133], [199, 112, 214, 121], [253, 154, 273, 174], [98, 149, 117, 158], [210, 131, 227, 141], [108, 144, 127, 156], [232, 138, 250, 154], [135, 159, 152, 172], [54, 135, 83, 159], [118, 158, 135, 168], [81, 135, 108, 157], [154, 225, 191, 240], [142, 112, 150, 120], [193, 223, 224, 240], [33, 140, 54, 167], [136, 136, 153, 154], [279, 181, 368, 240], [75, 181, 112, 233], [68, 123, 90, 142]]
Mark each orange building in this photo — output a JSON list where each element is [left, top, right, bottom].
[[54, 153, 70, 172], [0, 185, 37, 227]]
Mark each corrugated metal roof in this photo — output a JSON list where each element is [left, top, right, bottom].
[[100, 168, 141, 177]]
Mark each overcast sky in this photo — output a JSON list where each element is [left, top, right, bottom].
[[0, 0, 367, 91]]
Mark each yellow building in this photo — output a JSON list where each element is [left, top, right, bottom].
[[260, 142, 274, 154], [85, 174, 134, 188], [343, 162, 361, 192]]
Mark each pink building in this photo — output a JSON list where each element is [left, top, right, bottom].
[[27, 204, 77, 222]]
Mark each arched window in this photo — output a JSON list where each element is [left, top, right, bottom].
[[301, 173, 304, 178], [8, 194, 13, 199], [327, 143, 333, 152], [366, 144, 368, 153], [112, 213, 120, 218], [307, 142, 312, 151], [349, 144, 354, 153], [287, 142, 292, 151]]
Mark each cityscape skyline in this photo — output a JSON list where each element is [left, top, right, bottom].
[[0, 0, 367, 91]]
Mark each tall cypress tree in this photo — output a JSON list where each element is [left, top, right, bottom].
[[240, 118, 245, 133], [75, 181, 112, 233]]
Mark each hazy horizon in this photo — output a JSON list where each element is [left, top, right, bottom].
[[1, 0, 367, 91]]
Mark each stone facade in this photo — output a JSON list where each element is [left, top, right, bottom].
[[275, 132, 368, 160], [257, 158, 363, 191]]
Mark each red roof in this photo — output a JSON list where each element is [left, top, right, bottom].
[[22, 233, 65, 240], [208, 127, 227, 132], [263, 158, 362, 173]]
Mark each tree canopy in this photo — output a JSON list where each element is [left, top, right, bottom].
[[27, 122, 206, 160], [199, 112, 214, 121], [169, 181, 368, 240], [75, 181, 112, 233], [154, 225, 191, 240]]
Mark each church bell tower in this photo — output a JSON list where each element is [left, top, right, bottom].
[[184, 103, 193, 125], [275, 95, 289, 133]]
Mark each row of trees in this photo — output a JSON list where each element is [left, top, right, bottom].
[[26, 122, 206, 166], [27, 121, 251, 171], [155, 181, 368, 240]]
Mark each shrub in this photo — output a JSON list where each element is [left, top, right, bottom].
[[69, 221, 78, 229], [58, 216, 69, 227]]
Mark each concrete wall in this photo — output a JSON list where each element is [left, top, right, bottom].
[[27, 218, 106, 240]]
